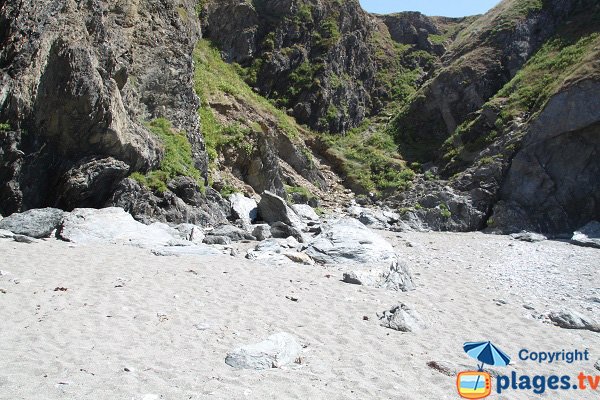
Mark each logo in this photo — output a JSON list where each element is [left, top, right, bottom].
[[456, 342, 598, 397], [457, 341, 511, 399], [457, 371, 492, 399]]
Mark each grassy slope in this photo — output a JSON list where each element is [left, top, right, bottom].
[[441, 7, 600, 167]]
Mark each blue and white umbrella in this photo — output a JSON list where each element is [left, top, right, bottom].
[[464, 341, 511, 370]]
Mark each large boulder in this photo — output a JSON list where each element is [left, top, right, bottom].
[[225, 332, 302, 370], [257, 191, 304, 228], [343, 260, 415, 292], [0, 208, 64, 238], [305, 218, 397, 266], [571, 221, 600, 249], [229, 193, 258, 224], [55, 157, 129, 209]]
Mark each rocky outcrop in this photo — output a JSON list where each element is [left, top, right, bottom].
[[0, 0, 207, 213], [108, 178, 229, 226], [390, 0, 591, 162], [489, 80, 600, 234]]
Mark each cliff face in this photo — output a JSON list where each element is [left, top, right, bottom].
[[202, 0, 453, 134], [1, 0, 598, 235], [0, 0, 211, 219]]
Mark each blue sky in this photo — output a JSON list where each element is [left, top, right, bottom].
[[358, 0, 501, 17]]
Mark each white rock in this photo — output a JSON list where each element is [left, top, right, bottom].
[[229, 193, 258, 224], [305, 218, 396, 266], [225, 332, 302, 370], [378, 303, 427, 332], [291, 204, 320, 222]]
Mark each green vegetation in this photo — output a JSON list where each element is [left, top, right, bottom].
[[0, 122, 11, 132], [285, 185, 316, 203], [439, 203, 451, 219], [320, 122, 415, 194], [491, 0, 543, 34], [194, 39, 304, 170], [496, 32, 599, 123], [131, 119, 202, 193], [442, 28, 600, 165]]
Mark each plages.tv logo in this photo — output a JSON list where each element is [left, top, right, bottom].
[[456, 341, 511, 399]]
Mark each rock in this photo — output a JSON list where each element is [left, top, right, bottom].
[[55, 157, 129, 209], [291, 204, 320, 222], [571, 221, 600, 249], [283, 252, 314, 265], [207, 224, 255, 242], [254, 239, 285, 253], [0, 229, 15, 239], [203, 236, 232, 246], [174, 224, 205, 244], [58, 208, 173, 246], [343, 260, 415, 292], [378, 303, 427, 332], [305, 218, 397, 266], [109, 179, 229, 227], [548, 310, 600, 333], [595, 359, 600, 372], [270, 222, 306, 243], [225, 332, 302, 370], [0, 208, 64, 238], [257, 191, 304, 228], [13, 234, 36, 244], [229, 193, 258, 224], [510, 232, 547, 243], [252, 224, 272, 241]]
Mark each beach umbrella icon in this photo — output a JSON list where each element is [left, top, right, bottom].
[[464, 341, 511, 370]]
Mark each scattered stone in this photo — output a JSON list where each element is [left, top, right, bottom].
[[285, 296, 299, 302], [291, 204, 320, 222], [13, 234, 36, 244], [571, 221, 600, 249], [225, 332, 302, 370], [271, 222, 306, 243], [548, 310, 600, 332], [254, 239, 284, 253], [510, 231, 547, 242], [343, 260, 415, 292], [378, 303, 427, 332], [229, 193, 258, 224], [207, 224, 255, 242], [203, 236, 232, 246], [252, 224, 272, 241], [257, 191, 305, 228], [523, 304, 536, 310], [283, 252, 314, 265], [595, 359, 600, 372], [306, 218, 397, 266], [0, 208, 64, 238]]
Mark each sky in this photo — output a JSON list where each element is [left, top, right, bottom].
[[358, 0, 501, 17]]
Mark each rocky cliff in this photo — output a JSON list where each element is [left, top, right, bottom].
[[1, 0, 598, 236], [0, 0, 209, 218]]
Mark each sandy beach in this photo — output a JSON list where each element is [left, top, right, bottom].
[[0, 231, 598, 399]]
